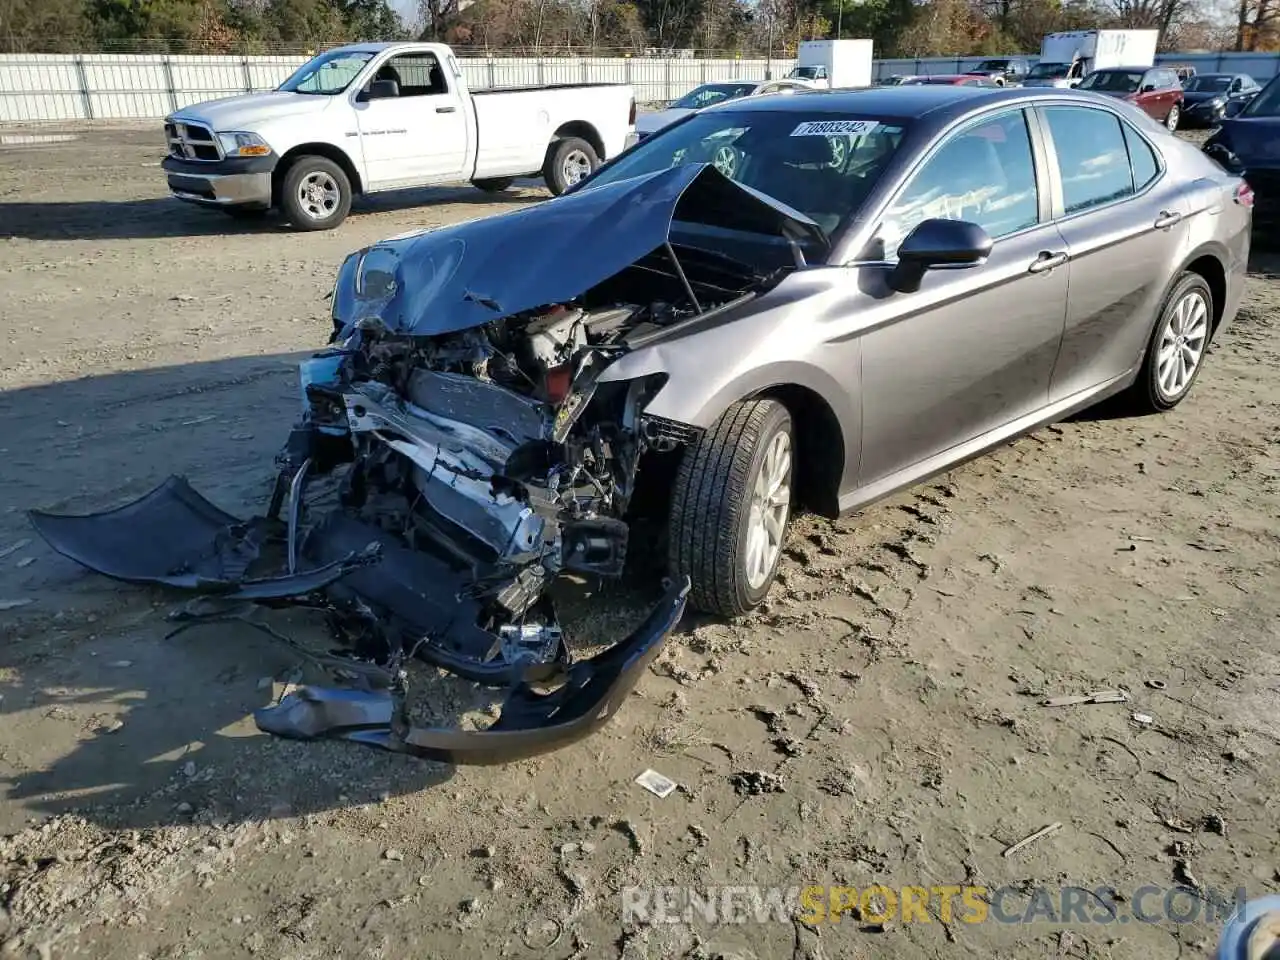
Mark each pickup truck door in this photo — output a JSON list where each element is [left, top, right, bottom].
[[354, 51, 469, 189]]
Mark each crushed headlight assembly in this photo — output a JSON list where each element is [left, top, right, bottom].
[[216, 130, 272, 157]]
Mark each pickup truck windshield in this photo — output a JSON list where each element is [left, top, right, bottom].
[[1027, 62, 1068, 79], [1078, 71, 1143, 93], [587, 110, 908, 236], [280, 50, 375, 95]]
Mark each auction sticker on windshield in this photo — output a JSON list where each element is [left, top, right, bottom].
[[790, 120, 879, 136]]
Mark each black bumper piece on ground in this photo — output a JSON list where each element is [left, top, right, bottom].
[[255, 576, 690, 765], [26, 475, 689, 764]]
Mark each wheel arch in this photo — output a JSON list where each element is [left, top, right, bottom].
[[749, 383, 846, 519], [1180, 246, 1228, 333], [273, 143, 364, 204], [550, 121, 605, 161]]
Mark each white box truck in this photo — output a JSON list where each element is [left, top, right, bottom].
[[1022, 29, 1159, 88], [786, 39, 874, 89]]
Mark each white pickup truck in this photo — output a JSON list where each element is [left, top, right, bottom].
[[161, 42, 636, 230]]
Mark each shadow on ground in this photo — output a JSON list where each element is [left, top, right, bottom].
[[0, 185, 544, 242]]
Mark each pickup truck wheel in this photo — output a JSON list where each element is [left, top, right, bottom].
[[667, 399, 794, 618], [473, 177, 515, 193], [543, 137, 598, 196], [280, 156, 351, 231]]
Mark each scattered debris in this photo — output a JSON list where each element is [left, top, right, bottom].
[[1203, 814, 1227, 836], [1043, 690, 1129, 707], [1132, 712, 1154, 725], [772, 736, 805, 757], [729, 770, 786, 796], [0, 598, 33, 611], [0, 538, 32, 560], [384, 849, 404, 861], [1002, 822, 1063, 858], [15, 557, 35, 568], [635, 769, 677, 799], [1145, 679, 1167, 690]]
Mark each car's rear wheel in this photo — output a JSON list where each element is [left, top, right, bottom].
[[667, 399, 794, 617], [473, 177, 515, 193], [1123, 271, 1212, 413], [543, 137, 598, 195], [280, 156, 352, 231], [1165, 104, 1180, 130]]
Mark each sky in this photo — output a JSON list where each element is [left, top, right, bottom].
[[390, 0, 421, 29]]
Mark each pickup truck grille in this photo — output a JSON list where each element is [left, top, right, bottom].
[[165, 121, 222, 162]]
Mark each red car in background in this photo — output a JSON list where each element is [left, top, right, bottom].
[[902, 74, 1000, 87], [1075, 65, 1185, 130]]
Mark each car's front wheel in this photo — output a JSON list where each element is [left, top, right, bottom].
[[1166, 103, 1181, 130], [668, 399, 794, 617], [1123, 271, 1213, 413]]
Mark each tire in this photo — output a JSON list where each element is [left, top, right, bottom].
[[667, 399, 794, 617], [543, 137, 598, 196], [1165, 103, 1180, 131], [1121, 271, 1213, 414], [473, 177, 516, 193], [279, 156, 352, 231]]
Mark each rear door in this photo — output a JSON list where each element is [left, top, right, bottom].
[[856, 107, 1070, 487], [355, 50, 469, 188], [1038, 103, 1191, 400]]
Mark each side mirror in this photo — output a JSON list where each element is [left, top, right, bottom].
[[889, 219, 993, 293], [1141, 83, 1156, 93], [360, 79, 399, 101]]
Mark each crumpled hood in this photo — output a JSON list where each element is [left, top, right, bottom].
[[169, 91, 330, 132], [635, 107, 695, 135], [331, 163, 829, 339]]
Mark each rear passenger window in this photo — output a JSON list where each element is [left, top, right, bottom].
[[1123, 122, 1160, 190], [1042, 106, 1133, 214]]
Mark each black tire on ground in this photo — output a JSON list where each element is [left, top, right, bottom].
[[667, 398, 795, 617], [1121, 271, 1214, 414], [473, 177, 516, 193], [279, 155, 352, 231], [1166, 103, 1180, 130], [221, 206, 269, 220], [542, 137, 599, 196]]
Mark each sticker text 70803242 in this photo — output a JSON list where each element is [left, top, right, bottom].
[[789, 120, 879, 137]]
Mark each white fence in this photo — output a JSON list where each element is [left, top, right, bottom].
[[876, 51, 1280, 82], [3, 50, 1279, 124], [0, 53, 776, 123]]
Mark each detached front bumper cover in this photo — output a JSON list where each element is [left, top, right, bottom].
[[256, 576, 689, 765], [27, 476, 689, 765]]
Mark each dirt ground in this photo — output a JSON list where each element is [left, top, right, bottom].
[[0, 125, 1277, 960]]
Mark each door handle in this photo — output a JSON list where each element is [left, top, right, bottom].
[[1028, 251, 1068, 273], [1154, 210, 1183, 229], [436, 105, 457, 113]]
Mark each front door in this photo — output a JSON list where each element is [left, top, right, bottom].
[[355, 51, 469, 189], [855, 107, 1069, 487], [1036, 104, 1193, 400]]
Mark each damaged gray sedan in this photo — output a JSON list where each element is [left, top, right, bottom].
[[31, 86, 1249, 762]]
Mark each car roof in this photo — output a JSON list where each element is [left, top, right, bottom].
[[1091, 65, 1160, 72], [706, 84, 1159, 127]]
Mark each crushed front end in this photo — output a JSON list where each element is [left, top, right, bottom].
[[28, 162, 825, 763]]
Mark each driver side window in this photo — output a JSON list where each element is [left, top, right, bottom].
[[876, 109, 1039, 261]]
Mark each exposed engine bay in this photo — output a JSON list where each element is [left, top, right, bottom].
[[27, 162, 828, 763]]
